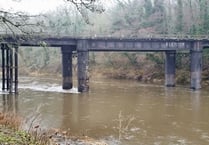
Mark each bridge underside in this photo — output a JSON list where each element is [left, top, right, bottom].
[[0, 35, 206, 93]]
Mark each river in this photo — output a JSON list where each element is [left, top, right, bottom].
[[0, 76, 209, 145]]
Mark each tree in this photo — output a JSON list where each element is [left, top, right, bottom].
[[199, 0, 209, 34], [0, 0, 104, 34], [0, 10, 43, 34], [176, 0, 183, 33], [151, 0, 166, 33], [144, 0, 153, 18], [44, 6, 86, 36]]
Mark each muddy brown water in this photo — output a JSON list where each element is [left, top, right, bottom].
[[0, 76, 209, 145]]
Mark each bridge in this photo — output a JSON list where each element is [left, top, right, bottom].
[[0, 35, 208, 93]]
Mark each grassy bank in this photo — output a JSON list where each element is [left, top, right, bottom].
[[0, 112, 49, 145], [0, 112, 108, 145]]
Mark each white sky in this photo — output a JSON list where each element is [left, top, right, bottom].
[[0, 0, 66, 14], [0, 0, 115, 14]]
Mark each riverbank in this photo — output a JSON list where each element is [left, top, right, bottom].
[[0, 112, 108, 145], [18, 63, 209, 88], [17, 50, 209, 88]]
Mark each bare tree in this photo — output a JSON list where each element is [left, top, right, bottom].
[[65, 0, 104, 23], [0, 10, 43, 34], [0, 0, 104, 34]]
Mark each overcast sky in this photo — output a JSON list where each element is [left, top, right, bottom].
[[0, 0, 66, 14], [0, 0, 114, 14]]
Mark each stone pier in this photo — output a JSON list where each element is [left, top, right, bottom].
[[77, 40, 89, 92], [190, 42, 202, 90], [165, 51, 176, 87]]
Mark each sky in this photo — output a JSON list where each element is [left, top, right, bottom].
[[0, 0, 66, 14], [0, 0, 115, 14]]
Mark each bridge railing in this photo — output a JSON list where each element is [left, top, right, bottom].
[[0, 32, 209, 40]]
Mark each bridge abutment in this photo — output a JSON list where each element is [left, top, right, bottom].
[[190, 42, 202, 90], [61, 46, 73, 89], [77, 40, 89, 92], [165, 51, 176, 87]]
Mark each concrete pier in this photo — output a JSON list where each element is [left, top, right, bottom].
[[61, 46, 73, 89], [77, 40, 89, 92], [165, 51, 176, 87], [190, 42, 202, 90]]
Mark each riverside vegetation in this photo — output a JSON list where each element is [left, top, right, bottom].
[[0, 112, 43, 145], [0, 112, 108, 145], [16, 0, 209, 87]]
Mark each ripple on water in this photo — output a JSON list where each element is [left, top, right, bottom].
[[19, 83, 79, 94], [154, 135, 192, 145]]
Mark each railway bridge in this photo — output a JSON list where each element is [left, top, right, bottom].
[[1, 35, 209, 93]]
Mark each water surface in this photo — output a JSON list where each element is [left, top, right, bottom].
[[0, 76, 209, 145]]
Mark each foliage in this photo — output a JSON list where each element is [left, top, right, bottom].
[[0, 0, 104, 34], [0, 10, 44, 34], [122, 53, 138, 66], [0, 128, 43, 145], [176, 52, 190, 70], [19, 47, 61, 74], [146, 53, 164, 68], [0, 112, 48, 145], [44, 6, 86, 36]]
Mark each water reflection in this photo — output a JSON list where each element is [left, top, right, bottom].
[[62, 93, 97, 135], [1, 94, 18, 113], [62, 94, 80, 131], [191, 91, 201, 112]]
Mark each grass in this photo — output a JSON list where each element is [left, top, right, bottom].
[[0, 112, 49, 145], [0, 112, 108, 145]]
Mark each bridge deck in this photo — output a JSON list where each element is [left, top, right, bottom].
[[1, 34, 209, 51]]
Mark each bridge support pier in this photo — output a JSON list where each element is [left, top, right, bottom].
[[165, 51, 176, 87], [77, 51, 89, 92], [61, 46, 73, 89], [190, 42, 202, 90], [77, 40, 89, 92]]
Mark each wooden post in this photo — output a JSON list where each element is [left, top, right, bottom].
[[165, 51, 176, 87], [77, 40, 89, 92], [190, 42, 202, 90], [61, 46, 73, 89]]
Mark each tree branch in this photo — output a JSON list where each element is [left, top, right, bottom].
[[64, 0, 104, 24], [0, 10, 44, 35]]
